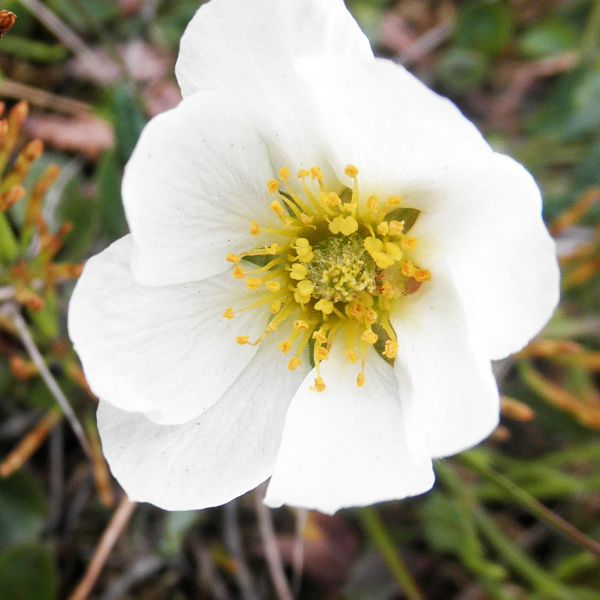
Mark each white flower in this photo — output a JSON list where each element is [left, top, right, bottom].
[[68, 0, 559, 514]]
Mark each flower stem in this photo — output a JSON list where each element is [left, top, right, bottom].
[[460, 452, 600, 559], [358, 508, 424, 600]]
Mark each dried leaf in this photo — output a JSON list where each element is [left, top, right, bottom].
[[25, 115, 114, 160]]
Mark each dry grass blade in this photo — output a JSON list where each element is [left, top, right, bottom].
[[255, 484, 293, 600], [68, 495, 137, 600], [5, 303, 93, 459]]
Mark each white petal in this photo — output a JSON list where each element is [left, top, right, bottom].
[[97, 339, 309, 510], [265, 345, 434, 514], [296, 56, 495, 205], [68, 236, 267, 424], [175, 0, 373, 172], [412, 154, 560, 360], [392, 270, 500, 459], [123, 92, 279, 287]]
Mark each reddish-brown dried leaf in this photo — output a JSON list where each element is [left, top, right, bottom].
[[25, 115, 114, 160]]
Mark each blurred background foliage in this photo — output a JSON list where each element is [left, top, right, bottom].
[[0, 0, 600, 598]]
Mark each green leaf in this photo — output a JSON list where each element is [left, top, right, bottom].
[[455, 1, 514, 57], [0, 544, 58, 600], [160, 511, 200, 557], [0, 472, 47, 553], [518, 19, 578, 59], [436, 48, 489, 93], [96, 151, 127, 241], [0, 36, 68, 63], [112, 85, 147, 164]]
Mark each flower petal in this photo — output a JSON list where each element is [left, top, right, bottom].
[[412, 154, 560, 360], [175, 0, 373, 171], [296, 56, 495, 205], [123, 92, 279, 286], [69, 235, 267, 424], [391, 271, 500, 459], [96, 338, 309, 510], [265, 345, 434, 514]]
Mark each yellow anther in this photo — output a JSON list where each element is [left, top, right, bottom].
[[361, 330, 378, 345], [279, 341, 291, 354], [279, 167, 290, 181], [270, 200, 285, 216], [415, 268, 431, 282], [250, 221, 260, 236], [366, 196, 379, 212], [401, 260, 416, 278], [364, 308, 378, 326], [313, 377, 327, 392], [236, 336, 250, 345], [246, 278, 262, 290], [266, 281, 281, 292], [389, 220, 405, 237], [356, 372, 366, 388], [271, 301, 282, 314], [372, 252, 396, 269], [227, 253, 241, 264], [295, 238, 310, 249], [316, 347, 329, 361], [314, 299, 334, 315], [313, 330, 328, 344], [297, 279, 314, 296], [377, 221, 390, 236], [347, 351, 359, 364], [402, 237, 418, 250], [297, 169, 310, 179], [310, 167, 323, 181], [380, 280, 395, 299], [300, 213, 314, 226], [364, 236, 383, 254], [288, 357, 301, 371], [294, 320, 310, 331], [387, 196, 402, 208], [383, 340, 398, 359], [233, 266, 245, 279], [384, 241, 403, 261], [345, 164, 359, 178], [267, 180, 280, 194], [223, 308, 235, 320], [290, 263, 308, 281], [325, 192, 342, 209], [329, 215, 358, 236]]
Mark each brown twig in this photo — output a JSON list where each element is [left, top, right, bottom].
[[399, 20, 454, 67], [5, 303, 92, 459], [255, 484, 293, 600], [68, 495, 137, 600], [0, 79, 91, 116], [0, 408, 62, 477]]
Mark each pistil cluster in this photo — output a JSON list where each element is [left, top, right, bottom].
[[224, 165, 431, 391]]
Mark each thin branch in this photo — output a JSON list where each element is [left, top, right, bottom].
[[0, 79, 91, 116], [68, 495, 137, 600], [254, 484, 293, 600], [399, 21, 454, 67], [6, 303, 92, 459]]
